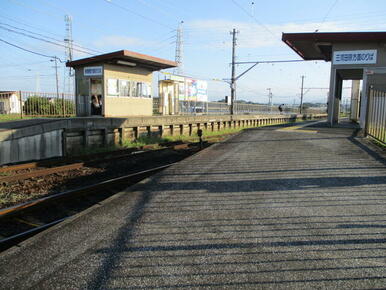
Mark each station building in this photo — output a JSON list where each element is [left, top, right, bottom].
[[66, 50, 176, 117], [282, 31, 386, 128]]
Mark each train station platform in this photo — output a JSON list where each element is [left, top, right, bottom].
[[1, 120, 386, 288]]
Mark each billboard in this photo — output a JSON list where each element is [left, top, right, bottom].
[[183, 78, 208, 102], [165, 74, 208, 102]]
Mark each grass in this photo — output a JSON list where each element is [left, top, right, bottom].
[[0, 114, 30, 122], [368, 136, 386, 149], [65, 118, 304, 156], [120, 122, 286, 148], [0, 114, 74, 122]]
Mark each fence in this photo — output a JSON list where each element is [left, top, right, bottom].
[[153, 98, 325, 115], [0, 91, 76, 119], [366, 88, 386, 144]]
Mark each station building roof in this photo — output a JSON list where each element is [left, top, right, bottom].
[[66, 50, 177, 71], [282, 31, 386, 61]]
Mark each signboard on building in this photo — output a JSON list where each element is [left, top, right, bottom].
[[84, 66, 103, 76], [333, 50, 377, 65]]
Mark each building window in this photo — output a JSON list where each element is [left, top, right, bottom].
[[131, 81, 137, 97], [119, 80, 130, 97], [107, 78, 119, 95]]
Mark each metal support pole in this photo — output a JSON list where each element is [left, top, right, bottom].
[[300, 75, 305, 114], [230, 28, 238, 115], [19, 90, 23, 119]]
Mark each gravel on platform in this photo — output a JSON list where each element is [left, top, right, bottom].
[[1, 121, 386, 289]]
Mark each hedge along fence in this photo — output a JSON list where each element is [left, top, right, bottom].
[[0, 91, 76, 118], [23, 96, 75, 116]]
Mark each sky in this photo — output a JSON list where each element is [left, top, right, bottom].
[[1, 0, 386, 105]]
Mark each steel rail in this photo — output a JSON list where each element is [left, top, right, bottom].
[[0, 163, 174, 218], [0, 218, 67, 252], [0, 163, 175, 251], [0, 162, 85, 183]]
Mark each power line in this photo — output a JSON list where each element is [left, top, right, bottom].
[[231, 0, 276, 38], [103, 0, 173, 29], [321, 0, 339, 24], [0, 25, 97, 56], [0, 61, 48, 68], [0, 21, 102, 54], [0, 13, 63, 38], [234, 60, 307, 65], [0, 38, 63, 61]]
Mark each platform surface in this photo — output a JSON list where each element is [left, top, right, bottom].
[[1, 121, 386, 289]]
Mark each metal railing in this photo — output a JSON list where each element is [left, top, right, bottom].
[[153, 98, 326, 115], [0, 91, 76, 118], [366, 88, 386, 144]]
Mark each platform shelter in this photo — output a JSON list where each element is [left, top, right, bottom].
[[282, 31, 386, 128], [67, 50, 176, 117]]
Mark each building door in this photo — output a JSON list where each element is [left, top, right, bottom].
[[90, 79, 103, 115]]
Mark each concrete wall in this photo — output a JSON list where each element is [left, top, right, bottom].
[[103, 64, 153, 117], [0, 114, 326, 165], [0, 120, 64, 165]]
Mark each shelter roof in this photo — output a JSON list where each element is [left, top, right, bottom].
[[282, 31, 386, 61], [66, 50, 177, 71]]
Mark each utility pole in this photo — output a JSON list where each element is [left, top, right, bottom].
[[267, 88, 272, 113], [174, 21, 184, 75], [230, 28, 238, 115], [300, 75, 305, 114], [64, 15, 74, 94], [52, 57, 61, 114]]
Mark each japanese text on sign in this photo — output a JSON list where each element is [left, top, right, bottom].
[[333, 50, 377, 65], [84, 66, 103, 76]]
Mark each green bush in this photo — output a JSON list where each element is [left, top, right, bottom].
[[23, 96, 75, 116]]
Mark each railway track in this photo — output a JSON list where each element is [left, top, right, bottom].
[[0, 143, 191, 184], [0, 164, 173, 252], [0, 133, 233, 177], [0, 133, 237, 252]]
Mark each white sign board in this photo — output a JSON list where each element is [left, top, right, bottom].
[[333, 50, 377, 65], [196, 80, 208, 102], [84, 66, 103, 76]]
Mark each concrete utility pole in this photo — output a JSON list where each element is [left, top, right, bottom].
[[230, 28, 238, 115], [300, 75, 305, 114], [267, 88, 272, 113], [64, 15, 74, 94], [51, 57, 61, 114]]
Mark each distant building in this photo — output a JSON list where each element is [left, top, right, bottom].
[[66, 50, 176, 117], [0, 91, 21, 114]]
